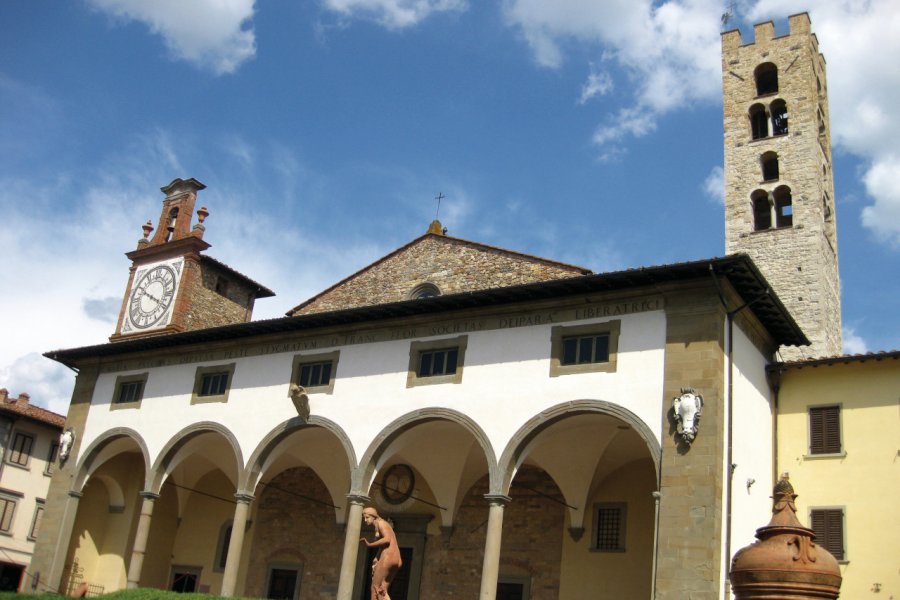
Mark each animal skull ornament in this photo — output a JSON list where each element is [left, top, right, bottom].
[[673, 387, 703, 444]]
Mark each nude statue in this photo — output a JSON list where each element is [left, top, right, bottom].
[[359, 507, 402, 600]]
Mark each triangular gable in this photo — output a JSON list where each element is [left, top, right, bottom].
[[288, 227, 591, 316]]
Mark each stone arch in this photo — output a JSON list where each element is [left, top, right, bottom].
[[355, 407, 498, 494], [497, 399, 661, 494], [241, 415, 356, 492], [72, 427, 151, 492], [150, 421, 243, 493]]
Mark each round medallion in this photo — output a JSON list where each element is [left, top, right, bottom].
[[381, 463, 415, 505]]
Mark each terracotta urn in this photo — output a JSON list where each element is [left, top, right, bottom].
[[730, 478, 841, 599]]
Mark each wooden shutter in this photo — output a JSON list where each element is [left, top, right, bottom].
[[811, 508, 844, 561], [809, 406, 841, 454]]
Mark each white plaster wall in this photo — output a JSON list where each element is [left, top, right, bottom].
[[728, 325, 774, 555], [80, 311, 667, 477]]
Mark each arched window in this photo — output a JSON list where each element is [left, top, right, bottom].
[[755, 63, 778, 95], [773, 186, 793, 228], [752, 190, 771, 231], [823, 194, 832, 221], [164, 207, 179, 241], [761, 152, 779, 181], [749, 104, 768, 140], [771, 100, 788, 135], [409, 282, 441, 299], [215, 521, 233, 572]]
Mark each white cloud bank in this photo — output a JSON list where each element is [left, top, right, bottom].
[[87, 0, 257, 74]]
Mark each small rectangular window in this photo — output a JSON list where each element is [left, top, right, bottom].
[[0, 496, 17, 533], [809, 405, 841, 455], [111, 373, 148, 410], [810, 508, 845, 561], [418, 348, 459, 377], [45, 444, 59, 476], [407, 336, 467, 387], [29, 500, 45, 540], [200, 372, 230, 396], [290, 351, 340, 395], [592, 503, 626, 551], [191, 364, 236, 404], [550, 321, 620, 377], [8, 432, 34, 467]]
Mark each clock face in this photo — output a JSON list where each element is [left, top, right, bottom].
[[128, 264, 178, 330]]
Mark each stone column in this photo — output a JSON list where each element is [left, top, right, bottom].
[[220, 493, 254, 597], [336, 494, 369, 600], [126, 491, 159, 588], [478, 494, 511, 600]]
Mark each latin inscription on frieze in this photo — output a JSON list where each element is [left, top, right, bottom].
[[101, 296, 663, 372]]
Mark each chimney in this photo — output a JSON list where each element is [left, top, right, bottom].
[[17, 393, 30, 405], [0, 389, 7, 403]]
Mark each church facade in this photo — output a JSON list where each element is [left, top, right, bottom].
[[30, 13, 842, 600]]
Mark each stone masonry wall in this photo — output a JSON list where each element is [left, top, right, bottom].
[[292, 235, 587, 315], [417, 466, 564, 599], [244, 468, 345, 600], [722, 13, 842, 359], [183, 263, 256, 331], [655, 289, 727, 600]]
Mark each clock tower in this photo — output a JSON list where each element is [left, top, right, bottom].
[[111, 178, 274, 341]]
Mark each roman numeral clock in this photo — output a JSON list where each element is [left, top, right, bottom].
[[121, 258, 184, 334]]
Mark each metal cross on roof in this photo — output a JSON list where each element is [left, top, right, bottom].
[[434, 192, 445, 220]]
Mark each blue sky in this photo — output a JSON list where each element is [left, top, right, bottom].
[[2, 0, 898, 415]]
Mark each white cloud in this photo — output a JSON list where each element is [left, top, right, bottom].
[[322, 0, 467, 29], [702, 165, 724, 204], [503, 0, 723, 149], [861, 156, 900, 247], [744, 1, 900, 249], [842, 326, 869, 355], [87, 0, 257, 74], [578, 67, 613, 105]]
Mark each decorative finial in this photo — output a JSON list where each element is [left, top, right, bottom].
[[193, 206, 209, 237], [138, 220, 154, 247], [427, 220, 444, 235]]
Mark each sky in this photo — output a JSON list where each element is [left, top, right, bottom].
[[1, 0, 898, 416]]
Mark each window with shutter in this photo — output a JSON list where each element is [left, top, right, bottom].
[[809, 405, 841, 454], [810, 508, 845, 561]]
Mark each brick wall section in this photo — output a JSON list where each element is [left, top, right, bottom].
[[722, 13, 842, 359], [417, 466, 564, 599], [244, 468, 345, 600], [292, 235, 588, 315], [655, 289, 727, 600], [182, 262, 257, 330]]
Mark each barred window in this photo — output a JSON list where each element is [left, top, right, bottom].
[[45, 444, 59, 476], [200, 372, 230, 396], [809, 405, 841, 454], [418, 348, 459, 377], [191, 364, 236, 404], [116, 380, 144, 404], [298, 361, 333, 388], [561, 334, 609, 366], [592, 503, 626, 552], [8, 432, 34, 467], [811, 508, 845, 561]]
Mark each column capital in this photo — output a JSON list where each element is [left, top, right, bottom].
[[234, 493, 255, 504], [68, 490, 84, 499], [483, 493, 511, 507], [140, 491, 161, 500], [346, 493, 370, 506]]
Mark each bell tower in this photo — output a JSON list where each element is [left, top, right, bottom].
[[111, 178, 273, 341], [722, 13, 841, 359]]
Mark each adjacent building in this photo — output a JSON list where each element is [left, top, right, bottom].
[[772, 351, 900, 598], [0, 390, 65, 591]]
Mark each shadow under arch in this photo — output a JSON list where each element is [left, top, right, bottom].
[[355, 407, 498, 493], [72, 427, 151, 493], [241, 415, 357, 492], [497, 399, 661, 494], [149, 421, 244, 493]]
